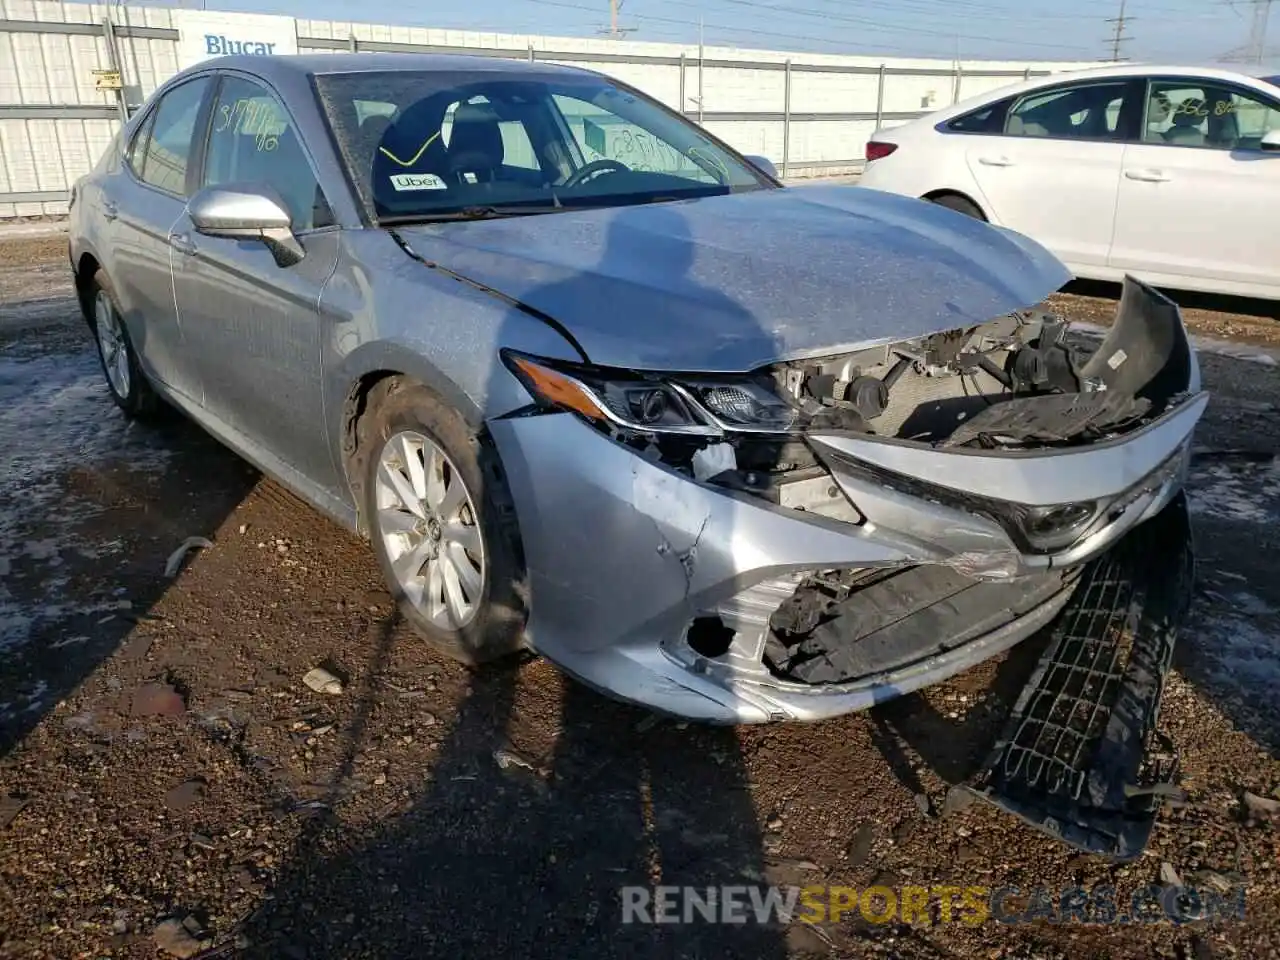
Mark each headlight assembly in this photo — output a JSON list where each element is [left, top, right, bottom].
[[503, 351, 799, 436]]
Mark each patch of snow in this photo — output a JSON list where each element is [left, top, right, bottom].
[[1188, 601, 1280, 697], [0, 340, 171, 653], [1187, 458, 1280, 524]]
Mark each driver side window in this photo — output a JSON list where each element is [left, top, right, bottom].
[[1142, 80, 1280, 151], [552, 93, 721, 184], [201, 75, 333, 230]]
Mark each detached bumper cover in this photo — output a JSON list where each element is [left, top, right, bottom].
[[955, 494, 1193, 860]]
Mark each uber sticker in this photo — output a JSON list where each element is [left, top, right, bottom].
[[390, 173, 447, 191]]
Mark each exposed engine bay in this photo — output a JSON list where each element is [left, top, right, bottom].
[[773, 310, 1153, 446]]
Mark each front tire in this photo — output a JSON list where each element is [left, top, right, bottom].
[[359, 379, 526, 665], [88, 270, 159, 419]]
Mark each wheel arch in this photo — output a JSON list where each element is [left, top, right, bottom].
[[73, 249, 103, 325], [333, 348, 478, 534], [920, 188, 989, 221]]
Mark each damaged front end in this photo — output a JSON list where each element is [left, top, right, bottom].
[[490, 275, 1204, 857]]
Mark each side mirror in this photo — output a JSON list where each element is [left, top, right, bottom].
[[744, 154, 780, 180], [188, 184, 304, 267], [1261, 129, 1280, 152]]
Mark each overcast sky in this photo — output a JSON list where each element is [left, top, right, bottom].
[[198, 0, 1275, 64]]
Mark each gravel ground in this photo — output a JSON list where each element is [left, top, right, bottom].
[[1, 235, 1279, 960]]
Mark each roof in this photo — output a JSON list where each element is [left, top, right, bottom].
[[913, 61, 1280, 126], [187, 52, 595, 83], [1048, 62, 1277, 81]]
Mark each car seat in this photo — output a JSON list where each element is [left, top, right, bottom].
[[1163, 103, 1206, 146], [368, 97, 455, 214], [1006, 114, 1050, 137], [446, 102, 506, 183]]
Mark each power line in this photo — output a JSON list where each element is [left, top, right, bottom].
[[742, 0, 1206, 23], [639, 0, 1098, 52], [1105, 0, 1135, 60], [523, 0, 935, 53]]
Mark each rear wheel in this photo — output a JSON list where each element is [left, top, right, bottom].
[[359, 380, 526, 665], [88, 270, 159, 419], [927, 194, 985, 220]]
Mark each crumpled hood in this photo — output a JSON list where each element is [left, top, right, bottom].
[[395, 184, 1071, 372]]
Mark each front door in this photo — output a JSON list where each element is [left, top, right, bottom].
[[170, 72, 342, 489], [963, 78, 1136, 269], [1109, 77, 1280, 293]]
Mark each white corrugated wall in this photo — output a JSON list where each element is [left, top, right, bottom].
[[0, 2, 1095, 217]]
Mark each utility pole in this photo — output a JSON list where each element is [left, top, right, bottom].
[[1220, 0, 1274, 65], [1105, 0, 1134, 61], [1246, 0, 1274, 65], [601, 0, 636, 38]]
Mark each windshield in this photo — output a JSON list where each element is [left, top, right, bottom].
[[314, 69, 774, 222], [1267, 75, 1280, 90]]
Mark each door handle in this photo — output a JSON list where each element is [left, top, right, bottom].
[[102, 200, 118, 221], [168, 232, 198, 256], [1124, 169, 1171, 182], [977, 155, 1014, 167]]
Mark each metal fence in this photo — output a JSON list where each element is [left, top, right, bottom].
[[0, 8, 1062, 214]]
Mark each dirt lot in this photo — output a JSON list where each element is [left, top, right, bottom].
[[1, 231, 1279, 959]]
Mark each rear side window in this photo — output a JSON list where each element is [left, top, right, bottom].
[[946, 99, 1011, 133], [1005, 81, 1130, 141], [132, 77, 211, 196]]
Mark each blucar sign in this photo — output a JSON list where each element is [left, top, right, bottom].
[[173, 11, 298, 69]]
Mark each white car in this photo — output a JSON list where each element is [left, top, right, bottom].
[[859, 65, 1280, 300]]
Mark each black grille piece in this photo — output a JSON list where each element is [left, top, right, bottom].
[[960, 493, 1193, 860]]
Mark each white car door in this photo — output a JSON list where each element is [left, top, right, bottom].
[[1109, 78, 1280, 296], [963, 79, 1135, 269]]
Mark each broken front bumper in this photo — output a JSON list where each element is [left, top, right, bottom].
[[488, 384, 1203, 724], [956, 495, 1194, 860]]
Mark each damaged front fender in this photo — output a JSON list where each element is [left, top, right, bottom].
[[488, 412, 928, 662]]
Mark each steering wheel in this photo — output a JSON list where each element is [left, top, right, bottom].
[[563, 158, 630, 188]]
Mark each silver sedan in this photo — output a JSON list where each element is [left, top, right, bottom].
[[68, 53, 1204, 750]]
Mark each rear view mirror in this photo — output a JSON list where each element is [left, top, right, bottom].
[[744, 154, 780, 180], [1261, 130, 1280, 152], [188, 184, 304, 267]]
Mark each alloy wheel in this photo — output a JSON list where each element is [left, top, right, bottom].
[[374, 430, 486, 629], [94, 290, 131, 399]]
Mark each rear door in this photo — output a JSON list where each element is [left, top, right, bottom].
[[170, 72, 342, 488], [963, 78, 1138, 268], [104, 75, 213, 401], [1109, 77, 1280, 292]]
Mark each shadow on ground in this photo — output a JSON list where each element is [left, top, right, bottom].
[[240, 659, 788, 958], [0, 319, 259, 759]]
